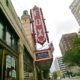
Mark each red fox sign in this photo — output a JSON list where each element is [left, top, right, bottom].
[[30, 6, 47, 45]]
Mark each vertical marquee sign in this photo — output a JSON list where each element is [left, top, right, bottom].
[[30, 6, 48, 45]]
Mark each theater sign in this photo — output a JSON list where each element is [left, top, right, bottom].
[[30, 6, 54, 70], [35, 49, 53, 70], [30, 6, 46, 45]]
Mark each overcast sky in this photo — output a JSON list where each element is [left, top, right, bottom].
[[11, 0, 79, 72]]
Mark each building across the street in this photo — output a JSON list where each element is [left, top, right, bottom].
[[54, 57, 67, 76], [70, 0, 80, 26], [59, 32, 80, 77], [59, 32, 77, 55]]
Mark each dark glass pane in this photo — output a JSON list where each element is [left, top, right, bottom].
[[6, 31, 11, 46], [0, 22, 3, 39], [12, 36, 18, 52]]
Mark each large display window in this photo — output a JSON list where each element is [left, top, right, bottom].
[[5, 55, 16, 79], [0, 47, 18, 80], [4, 54, 17, 80], [0, 49, 18, 80]]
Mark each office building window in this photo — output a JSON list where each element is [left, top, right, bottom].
[[0, 9, 19, 52], [0, 22, 4, 39], [6, 31, 11, 46], [6, 0, 8, 6], [5, 27, 18, 52], [5, 25, 18, 52], [12, 35, 18, 52]]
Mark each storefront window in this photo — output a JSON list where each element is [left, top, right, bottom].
[[5, 55, 17, 80], [24, 64, 33, 79], [23, 47, 33, 79], [0, 23, 3, 39]]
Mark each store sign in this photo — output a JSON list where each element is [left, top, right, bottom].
[[31, 6, 46, 45], [36, 51, 49, 60]]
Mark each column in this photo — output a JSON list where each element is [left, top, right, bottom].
[[18, 39, 24, 80], [33, 61, 38, 80], [41, 70, 44, 80]]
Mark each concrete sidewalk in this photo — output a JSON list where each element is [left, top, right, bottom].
[[62, 76, 80, 80]]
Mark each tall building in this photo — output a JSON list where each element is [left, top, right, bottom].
[[59, 33, 77, 55], [70, 0, 80, 26], [54, 57, 67, 76], [21, 10, 35, 55], [59, 32, 80, 76]]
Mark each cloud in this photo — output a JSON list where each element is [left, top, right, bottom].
[[55, 20, 79, 35]]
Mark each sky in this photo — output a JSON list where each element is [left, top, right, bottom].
[[11, 0, 79, 72]]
